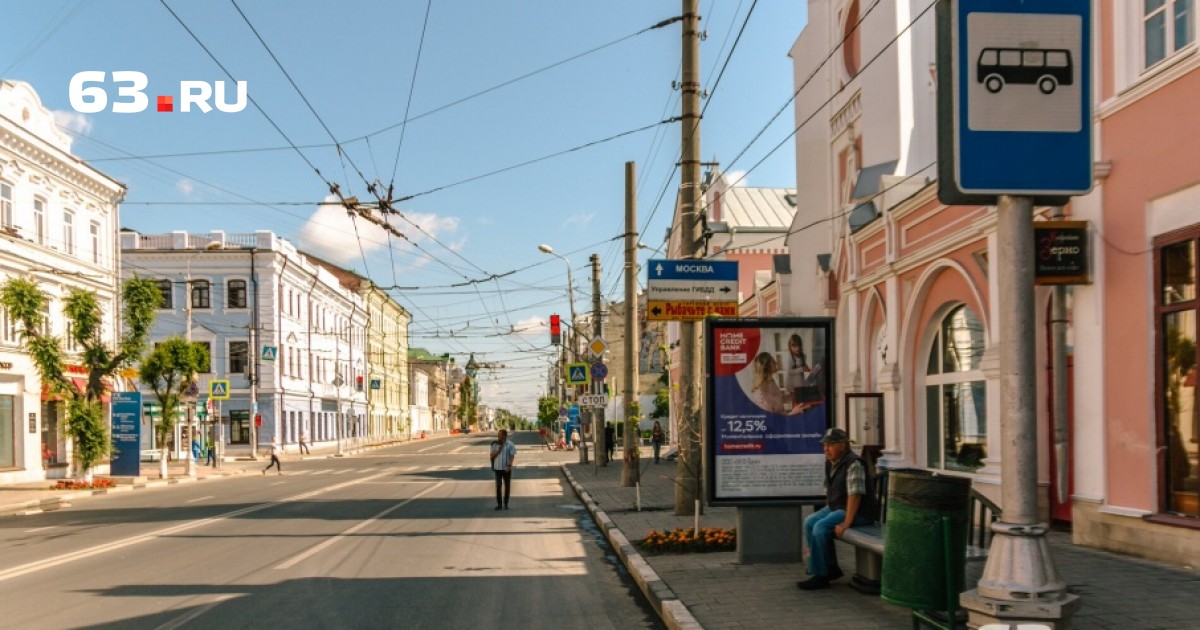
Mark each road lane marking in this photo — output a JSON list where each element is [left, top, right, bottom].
[[185, 496, 215, 504], [274, 481, 444, 571], [23, 526, 57, 533], [451, 445, 468, 454], [0, 468, 398, 583], [152, 594, 236, 630], [417, 443, 442, 453]]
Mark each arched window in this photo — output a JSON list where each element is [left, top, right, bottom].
[[924, 304, 987, 472]]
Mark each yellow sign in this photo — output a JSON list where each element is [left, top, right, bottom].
[[646, 300, 738, 321], [565, 362, 591, 386], [589, 337, 608, 357], [209, 379, 231, 400]]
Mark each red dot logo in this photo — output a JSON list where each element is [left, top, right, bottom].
[[157, 95, 173, 112]]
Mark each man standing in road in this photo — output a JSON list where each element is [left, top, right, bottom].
[[299, 429, 310, 455], [797, 427, 877, 590], [490, 429, 517, 510]]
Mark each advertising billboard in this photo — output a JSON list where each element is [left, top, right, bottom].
[[706, 318, 835, 506]]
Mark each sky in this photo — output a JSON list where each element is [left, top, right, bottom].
[[3, 0, 807, 417]]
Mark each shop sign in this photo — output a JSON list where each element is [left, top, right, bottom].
[[1034, 220, 1090, 285]]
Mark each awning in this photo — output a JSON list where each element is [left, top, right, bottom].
[[42, 377, 112, 403]]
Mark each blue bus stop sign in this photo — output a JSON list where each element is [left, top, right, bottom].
[[939, 0, 1092, 200]]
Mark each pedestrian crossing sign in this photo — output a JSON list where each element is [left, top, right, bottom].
[[565, 362, 591, 386], [210, 379, 231, 400], [261, 346, 277, 362]]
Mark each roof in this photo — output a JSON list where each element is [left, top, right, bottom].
[[852, 160, 899, 200], [716, 186, 796, 230]]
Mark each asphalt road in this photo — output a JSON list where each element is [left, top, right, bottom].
[[0, 432, 661, 630]]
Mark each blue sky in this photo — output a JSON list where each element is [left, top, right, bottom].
[[4, 0, 807, 416]]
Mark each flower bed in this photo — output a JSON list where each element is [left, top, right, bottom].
[[51, 479, 116, 490], [640, 527, 737, 554]]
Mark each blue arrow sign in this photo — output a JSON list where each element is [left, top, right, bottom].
[[647, 259, 738, 282]]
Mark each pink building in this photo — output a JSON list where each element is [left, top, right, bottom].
[[786, 1, 1199, 567]]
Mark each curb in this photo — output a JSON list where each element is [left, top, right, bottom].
[[560, 465, 704, 630], [0, 468, 250, 517]]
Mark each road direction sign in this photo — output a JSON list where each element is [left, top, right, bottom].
[[209, 379, 230, 400], [589, 337, 608, 357], [647, 300, 738, 321], [565, 362, 591, 386], [647, 278, 739, 301], [938, 0, 1092, 199], [591, 362, 608, 381], [261, 346, 277, 362]]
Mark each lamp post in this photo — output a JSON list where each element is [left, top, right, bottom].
[[538, 243, 586, 463]]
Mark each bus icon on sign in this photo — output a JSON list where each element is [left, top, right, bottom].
[[977, 47, 1073, 95]]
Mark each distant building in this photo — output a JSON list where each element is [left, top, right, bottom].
[[409, 348, 452, 435], [0, 80, 125, 483], [121, 230, 368, 452]]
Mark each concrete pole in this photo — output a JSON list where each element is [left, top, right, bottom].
[[675, 0, 703, 516], [591, 253, 606, 468], [961, 195, 1079, 627], [184, 259, 196, 478], [622, 161, 641, 487]]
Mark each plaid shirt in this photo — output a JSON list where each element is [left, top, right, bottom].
[[846, 459, 865, 497]]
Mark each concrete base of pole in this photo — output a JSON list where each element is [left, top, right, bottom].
[[736, 507, 803, 564], [960, 522, 1080, 628]]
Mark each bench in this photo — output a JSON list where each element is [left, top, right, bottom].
[[838, 468, 1001, 595]]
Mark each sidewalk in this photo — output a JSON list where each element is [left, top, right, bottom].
[[563, 459, 1200, 630]]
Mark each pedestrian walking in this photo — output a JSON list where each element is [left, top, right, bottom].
[[263, 440, 283, 475], [191, 437, 201, 462], [299, 429, 310, 455], [205, 438, 215, 466], [604, 422, 616, 461], [651, 421, 665, 463], [490, 429, 517, 510]]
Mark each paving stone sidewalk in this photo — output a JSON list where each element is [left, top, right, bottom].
[[563, 458, 1200, 630]]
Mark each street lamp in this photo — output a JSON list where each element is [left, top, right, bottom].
[[538, 243, 587, 463]]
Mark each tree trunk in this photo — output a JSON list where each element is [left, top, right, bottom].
[[160, 447, 170, 480]]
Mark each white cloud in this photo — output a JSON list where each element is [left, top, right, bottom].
[[295, 200, 460, 267], [52, 109, 93, 135], [562, 211, 595, 229], [724, 170, 749, 187], [175, 178, 195, 196], [515, 316, 548, 336]]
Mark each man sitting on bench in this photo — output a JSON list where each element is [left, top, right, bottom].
[[798, 427, 879, 590]]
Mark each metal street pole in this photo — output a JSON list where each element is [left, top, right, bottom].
[[591, 253, 605, 469], [675, 0, 703, 516], [622, 161, 641, 487], [336, 336, 344, 457], [961, 195, 1079, 625], [184, 258, 196, 478]]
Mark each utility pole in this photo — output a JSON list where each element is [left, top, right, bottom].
[[675, 0, 703, 516], [622, 161, 640, 486], [184, 258, 196, 478], [591, 253, 606, 468], [249, 250, 260, 460]]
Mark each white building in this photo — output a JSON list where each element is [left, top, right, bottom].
[[121, 230, 369, 453], [0, 80, 124, 484]]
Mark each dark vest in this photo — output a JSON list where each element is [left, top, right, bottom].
[[825, 449, 879, 521]]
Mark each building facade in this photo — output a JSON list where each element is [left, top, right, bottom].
[[0, 80, 124, 484], [121, 230, 369, 453]]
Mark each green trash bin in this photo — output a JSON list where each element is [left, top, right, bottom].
[[880, 469, 971, 611]]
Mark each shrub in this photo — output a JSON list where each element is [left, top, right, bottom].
[[52, 479, 116, 490]]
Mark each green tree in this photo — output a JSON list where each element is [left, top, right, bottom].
[[537, 396, 560, 428], [0, 276, 160, 478], [139, 337, 210, 478], [652, 388, 670, 418]]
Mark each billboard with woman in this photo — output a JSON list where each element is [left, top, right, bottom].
[[705, 318, 835, 505]]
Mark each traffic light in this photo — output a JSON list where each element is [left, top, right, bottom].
[[550, 314, 561, 346], [355, 375, 364, 391]]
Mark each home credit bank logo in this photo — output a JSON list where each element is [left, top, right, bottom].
[[69, 71, 247, 114]]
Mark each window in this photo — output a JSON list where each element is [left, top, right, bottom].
[[1145, 0, 1195, 69], [90, 221, 101, 264], [191, 280, 211, 310], [33, 198, 45, 245], [228, 279, 247, 309], [0, 182, 11, 229], [229, 341, 249, 375], [0, 307, 17, 344], [156, 279, 173, 309], [924, 305, 987, 472], [1156, 231, 1198, 517], [63, 210, 75, 255]]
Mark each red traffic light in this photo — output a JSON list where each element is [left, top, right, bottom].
[[254, 413, 262, 427], [355, 375, 364, 391], [550, 314, 562, 346]]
